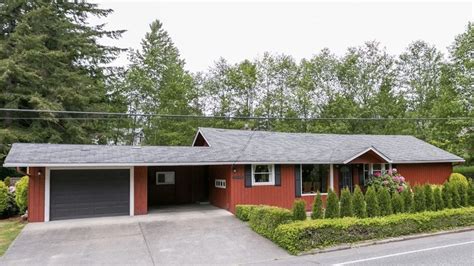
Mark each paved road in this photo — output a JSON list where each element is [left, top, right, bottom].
[[254, 230, 474, 265]]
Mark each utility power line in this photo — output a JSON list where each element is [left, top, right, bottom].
[[0, 108, 472, 121]]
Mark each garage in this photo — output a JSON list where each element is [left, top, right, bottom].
[[49, 169, 130, 221]]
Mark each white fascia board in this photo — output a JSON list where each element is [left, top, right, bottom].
[[343, 147, 392, 164]]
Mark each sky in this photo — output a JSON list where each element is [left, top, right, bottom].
[[91, 0, 473, 73]]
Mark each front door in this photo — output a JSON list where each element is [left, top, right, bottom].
[[339, 165, 353, 192]]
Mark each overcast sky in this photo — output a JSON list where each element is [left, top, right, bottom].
[[91, 0, 473, 73]]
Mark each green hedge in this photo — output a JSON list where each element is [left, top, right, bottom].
[[248, 205, 293, 239], [453, 165, 474, 179], [235, 205, 258, 221], [273, 207, 474, 254]]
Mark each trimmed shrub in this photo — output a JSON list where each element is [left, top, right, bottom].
[[353, 185, 366, 218], [469, 179, 474, 206], [457, 182, 469, 207], [450, 183, 461, 208], [443, 182, 453, 209], [340, 188, 353, 217], [292, 199, 307, 221], [449, 173, 469, 187], [2, 192, 19, 218], [413, 186, 426, 212], [401, 186, 414, 213], [273, 207, 474, 255], [248, 206, 293, 239], [378, 187, 393, 216], [235, 205, 258, 221], [453, 165, 474, 179], [15, 176, 28, 213], [311, 191, 324, 219], [365, 186, 380, 217], [325, 189, 339, 219], [433, 187, 444, 211], [0, 181, 8, 214], [391, 192, 404, 214], [424, 184, 435, 211]]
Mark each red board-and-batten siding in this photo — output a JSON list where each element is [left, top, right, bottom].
[[134, 166, 148, 215], [209, 163, 453, 213]]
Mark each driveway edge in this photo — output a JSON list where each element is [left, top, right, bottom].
[[299, 226, 474, 256]]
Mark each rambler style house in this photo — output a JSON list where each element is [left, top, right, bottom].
[[3, 127, 465, 222]]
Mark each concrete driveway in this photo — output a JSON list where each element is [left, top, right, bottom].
[[1, 205, 290, 265]]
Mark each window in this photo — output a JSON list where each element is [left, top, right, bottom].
[[252, 164, 274, 185], [372, 164, 382, 176], [215, 179, 226, 189], [362, 164, 370, 185], [156, 172, 175, 185], [302, 164, 329, 194]]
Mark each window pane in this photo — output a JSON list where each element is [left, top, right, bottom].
[[255, 165, 270, 173], [157, 174, 165, 183], [302, 164, 329, 194], [373, 164, 382, 171], [254, 173, 270, 183]]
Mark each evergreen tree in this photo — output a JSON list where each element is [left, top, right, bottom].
[[121, 20, 199, 145], [443, 182, 453, 209], [413, 186, 426, 212], [339, 188, 353, 217], [433, 187, 444, 211], [450, 183, 461, 208], [458, 182, 469, 207], [353, 185, 366, 218], [0, 0, 124, 165], [325, 189, 340, 218], [391, 192, 404, 214], [377, 187, 393, 216], [365, 186, 380, 217], [311, 191, 324, 219], [401, 187, 414, 213], [424, 185, 435, 211], [292, 199, 307, 221]]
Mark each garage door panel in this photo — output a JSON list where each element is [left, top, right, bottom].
[[50, 169, 130, 220]]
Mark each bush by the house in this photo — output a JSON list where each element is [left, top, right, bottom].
[[449, 173, 469, 187], [458, 182, 469, 207], [273, 207, 474, 255], [353, 185, 366, 218], [391, 191, 404, 214], [401, 186, 413, 213], [15, 176, 28, 213], [443, 182, 453, 209], [449, 182, 462, 208], [292, 199, 307, 221], [366, 168, 407, 193], [424, 184, 435, 211], [340, 187, 353, 217], [413, 186, 426, 212], [433, 187, 444, 211], [325, 189, 339, 218], [377, 187, 393, 216], [311, 191, 324, 219], [235, 205, 258, 221], [248, 205, 293, 239], [0, 181, 8, 215], [365, 186, 379, 217]]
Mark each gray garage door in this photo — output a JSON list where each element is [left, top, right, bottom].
[[50, 169, 130, 220]]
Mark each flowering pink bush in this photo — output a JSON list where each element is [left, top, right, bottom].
[[366, 168, 407, 193]]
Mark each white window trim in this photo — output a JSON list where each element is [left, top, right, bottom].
[[251, 164, 275, 186], [365, 163, 393, 175], [44, 166, 134, 222], [300, 164, 331, 196]]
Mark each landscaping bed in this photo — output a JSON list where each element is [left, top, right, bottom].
[[235, 172, 474, 255]]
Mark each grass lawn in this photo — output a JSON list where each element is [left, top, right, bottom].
[[0, 218, 26, 256]]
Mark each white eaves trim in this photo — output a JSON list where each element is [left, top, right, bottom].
[[343, 146, 392, 164]]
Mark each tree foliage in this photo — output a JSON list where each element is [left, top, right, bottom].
[[365, 186, 379, 217], [311, 191, 324, 219], [353, 185, 366, 218], [339, 187, 353, 217], [325, 189, 339, 218]]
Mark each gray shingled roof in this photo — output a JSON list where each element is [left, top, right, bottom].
[[3, 127, 464, 167]]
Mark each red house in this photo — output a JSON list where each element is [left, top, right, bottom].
[[3, 127, 464, 222]]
